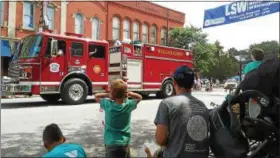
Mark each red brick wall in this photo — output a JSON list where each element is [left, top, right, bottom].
[[2, 1, 184, 45], [14, 2, 61, 39], [67, 1, 107, 40], [107, 2, 184, 43]]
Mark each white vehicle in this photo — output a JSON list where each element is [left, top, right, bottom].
[[224, 79, 238, 89]]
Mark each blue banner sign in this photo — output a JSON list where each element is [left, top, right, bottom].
[[203, 1, 280, 28]]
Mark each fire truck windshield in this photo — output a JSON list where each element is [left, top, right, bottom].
[[16, 35, 43, 59]]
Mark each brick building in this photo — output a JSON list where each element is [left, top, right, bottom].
[[0, 1, 185, 77]]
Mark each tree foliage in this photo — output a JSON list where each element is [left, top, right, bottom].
[[167, 26, 278, 81], [202, 54, 239, 81], [168, 26, 216, 73]]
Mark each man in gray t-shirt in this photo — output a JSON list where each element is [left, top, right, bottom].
[[154, 66, 209, 158]]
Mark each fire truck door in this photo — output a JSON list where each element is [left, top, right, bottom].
[[68, 42, 84, 67], [42, 38, 66, 83], [87, 43, 108, 88]]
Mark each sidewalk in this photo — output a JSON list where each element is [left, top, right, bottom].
[[1, 95, 39, 99], [193, 88, 227, 96]]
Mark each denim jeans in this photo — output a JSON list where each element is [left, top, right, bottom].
[[105, 145, 130, 158]]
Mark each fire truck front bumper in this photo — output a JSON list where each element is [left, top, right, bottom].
[[1, 84, 32, 96]]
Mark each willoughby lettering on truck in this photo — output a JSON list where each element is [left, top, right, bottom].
[[2, 31, 193, 105], [157, 48, 184, 57]]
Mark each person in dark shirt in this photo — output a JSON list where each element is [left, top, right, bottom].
[[154, 65, 209, 158]]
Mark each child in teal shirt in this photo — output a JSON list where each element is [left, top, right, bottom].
[[42, 123, 87, 158], [242, 48, 264, 75], [95, 79, 142, 158]]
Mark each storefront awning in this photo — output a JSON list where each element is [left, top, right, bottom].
[[1, 40, 11, 57]]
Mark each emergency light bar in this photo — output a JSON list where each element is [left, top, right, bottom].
[[64, 32, 83, 38], [146, 46, 155, 51]]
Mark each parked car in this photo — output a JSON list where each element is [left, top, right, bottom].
[[224, 78, 238, 89]]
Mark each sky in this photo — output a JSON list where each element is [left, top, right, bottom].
[[154, 1, 280, 51]]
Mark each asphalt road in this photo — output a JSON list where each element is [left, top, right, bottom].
[[1, 90, 226, 157]]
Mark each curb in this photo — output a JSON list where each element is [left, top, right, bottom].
[[1, 95, 40, 99]]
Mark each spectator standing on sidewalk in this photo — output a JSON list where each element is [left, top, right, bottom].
[[154, 66, 209, 158]]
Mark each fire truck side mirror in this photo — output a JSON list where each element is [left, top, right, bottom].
[[51, 40, 58, 56]]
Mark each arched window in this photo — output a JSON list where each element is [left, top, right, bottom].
[[74, 13, 84, 34], [133, 21, 139, 41], [46, 6, 55, 30], [112, 17, 120, 40], [150, 25, 157, 44], [142, 24, 148, 43], [23, 2, 35, 29], [161, 28, 167, 45], [92, 17, 100, 40], [123, 19, 130, 40]]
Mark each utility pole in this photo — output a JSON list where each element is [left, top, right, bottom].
[[38, 1, 48, 32], [166, 10, 169, 46]]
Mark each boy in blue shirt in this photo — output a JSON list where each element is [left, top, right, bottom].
[[95, 79, 142, 158], [42, 123, 87, 158]]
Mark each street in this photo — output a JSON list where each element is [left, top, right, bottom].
[[1, 90, 226, 157]]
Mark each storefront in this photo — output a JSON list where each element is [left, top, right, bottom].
[[1, 39, 18, 78]]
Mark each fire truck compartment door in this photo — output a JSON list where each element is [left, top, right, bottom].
[[127, 59, 142, 89]]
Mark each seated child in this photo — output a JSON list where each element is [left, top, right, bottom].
[[95, 79, 142, 158], [242, 48, 264, 75], [42, 123, 87, 158]]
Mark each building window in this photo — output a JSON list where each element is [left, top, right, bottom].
[[92, 17, 100, 40], [142, 24, 148, 43], [123, 19, 130, 40], [112, 17, 120, 40], [151, 25, 157, 44], [46, 6, 54, 30], [133, 22, 139, 41], [1, 2, 4, 26], [23, 2, 35, 30], [74, 13, 84, 34], [161, 28, 167, 45]]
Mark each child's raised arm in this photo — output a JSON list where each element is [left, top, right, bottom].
[[128, 92, 142, 104], [94, 93, 110, 103]]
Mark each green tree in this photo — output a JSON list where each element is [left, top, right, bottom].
[[202, 53, 239, 81], [168, 26, 216, 72], [214, 40, 224, 57]]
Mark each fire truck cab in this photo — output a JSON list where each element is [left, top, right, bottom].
[[2, 31, 193, 105]]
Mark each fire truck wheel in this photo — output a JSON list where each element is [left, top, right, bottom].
[[40, 94, 60, 103], [61, 78, 88, 105], [161, 80, 175, 98]]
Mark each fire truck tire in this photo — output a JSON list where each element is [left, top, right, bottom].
[[61, 78, 88, 105], [160, 80, 175, 98], [40, 94, 60, 103]]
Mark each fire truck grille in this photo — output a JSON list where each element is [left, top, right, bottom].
[[8, 65, 20, 78]]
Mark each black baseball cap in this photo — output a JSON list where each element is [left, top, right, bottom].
[[173, 65, 195, 80]]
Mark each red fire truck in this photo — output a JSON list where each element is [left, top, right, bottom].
[[2, 31, 193, 105]]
